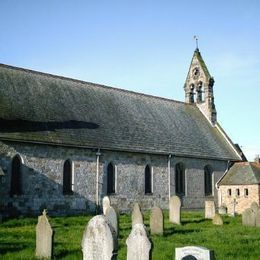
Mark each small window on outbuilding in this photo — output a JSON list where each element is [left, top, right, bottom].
[[63, 159, 73, 195], [244, 188, 249, 197], [236, 189, 240, 197], [145, 165, 152, 194], [175, 162, 185, 195], [10, 155, 22, 196], [107, 162, 115, 194], [227, 189, 232, 196]]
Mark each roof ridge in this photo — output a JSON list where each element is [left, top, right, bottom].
[[0, 62, 190, 106]]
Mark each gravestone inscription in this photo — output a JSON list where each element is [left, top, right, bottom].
[[242, 208, 256, 227], [169, 196, 181, 224], [132, 203, 143, 227], [81, 215, 115, 260], [205, 201, 215, 219], [150, 206, 164, 235], [35, 209, 53, 259], [175, 246, 213, 260], [126, 223, 151, 260]]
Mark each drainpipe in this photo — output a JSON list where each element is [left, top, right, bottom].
[[96, 149, 101, 211], [168, 154, 172, 201], [216, 160, 230, 207]]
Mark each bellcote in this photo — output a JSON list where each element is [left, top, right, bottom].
[[184, 49, 217, 125]]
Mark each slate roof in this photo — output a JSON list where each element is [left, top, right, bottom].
[[219, 162, 260, 185], [0, 63, 241, 160]]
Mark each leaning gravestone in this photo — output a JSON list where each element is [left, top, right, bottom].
[[35, 209, 53, 259], [175, 246, 213, 260], [169, 196, 181, 224], [218, 205, 227, 215], [255, 210, 260, 227], [242, 208, 256, 227], [205, 201, 215, 219], [126, 223, 151, 260], [250, 202, 259, 214], [106, 206, 119, 238], [132, 203, 143, 227], [81, 215, 116, 260], [212, 213, 223, 225], [103, 196, 111, 215], [150, 206, 164, 235]]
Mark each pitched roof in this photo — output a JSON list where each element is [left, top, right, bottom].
[[0, 63, 241, 160], [219, 162, 260, 185], [193, 49, 211, 78]]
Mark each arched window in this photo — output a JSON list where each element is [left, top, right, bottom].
[[196, 82, 204, 103], [145, 165, 152, 194], [204, 165, 213, 196], [175, 162, 185, 195], [10, 155, 22, 196], [107, 162, 115, 194], [63, 160, 73, 195]]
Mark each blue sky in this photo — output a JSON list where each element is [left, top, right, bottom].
[[0, 1, 259, 161]]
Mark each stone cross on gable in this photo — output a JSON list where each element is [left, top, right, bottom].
[[231, 198, 238, 217]]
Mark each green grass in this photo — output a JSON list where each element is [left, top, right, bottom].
[[0, 211, 260, 259]]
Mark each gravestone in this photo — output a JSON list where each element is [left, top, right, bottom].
[[212, 213, 223, 225], [169, 196, 181, 224], [35, 209, 53, 259], [242, 208, 256, 227], [150, 206, 164, 235], [106, 206, 119, 238], [175, 246, 213, 260], [205, 201, 215, 219], [126, 223, 151, 260], [255, 210, 260, 227], [132, 203, 143, 227], [81, 215, 116, 260], [102, 196, 111, 215], [218, 205, 227, 215], [250, 202, 259, 214]]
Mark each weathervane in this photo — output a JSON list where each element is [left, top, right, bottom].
[[194, 35, 199, 50]]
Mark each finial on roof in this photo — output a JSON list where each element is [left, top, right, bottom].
[[193, 35, 199, 51]]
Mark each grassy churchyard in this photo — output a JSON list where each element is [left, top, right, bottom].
[[0, 211, 260, 259]]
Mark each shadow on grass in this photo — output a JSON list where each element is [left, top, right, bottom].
[[55, 248, 81, 258], [0, 241, 34, 255], [163, 227, 198, 237], [181, 218, 206, 225]]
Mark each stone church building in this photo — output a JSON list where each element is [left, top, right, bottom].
[[0, 49, 242, 215]]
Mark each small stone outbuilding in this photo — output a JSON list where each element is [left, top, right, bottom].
[[217, 159, 260, 214]]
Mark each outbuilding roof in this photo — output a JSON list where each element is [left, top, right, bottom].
[[0, 63, 241, 160], [219, 162, 260, 185]]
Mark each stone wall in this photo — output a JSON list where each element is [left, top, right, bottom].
[[0, 140, 227, 215], [218, 184, 260, 214]]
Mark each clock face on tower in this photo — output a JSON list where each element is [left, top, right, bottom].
[[192, 67, 200, 79]]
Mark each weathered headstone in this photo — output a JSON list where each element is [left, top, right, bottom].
[[150, 206, 164, 235], [35, 209, 53, 259], [255, 210, 260, 227], [212, 213, 223, 225], [132, 203, 143, 227], [81, 215, 116, 260], [106, 206, 119, 238], [175, 246, 213, 260], [205, 201, 215, 219], [250, 202, 259, 214], [169, 196, 181, 224], [242, 208, 256, 227], [218, 205, 227, 215], [102, 196, 111, 215], [126, 223, 151, 260]]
